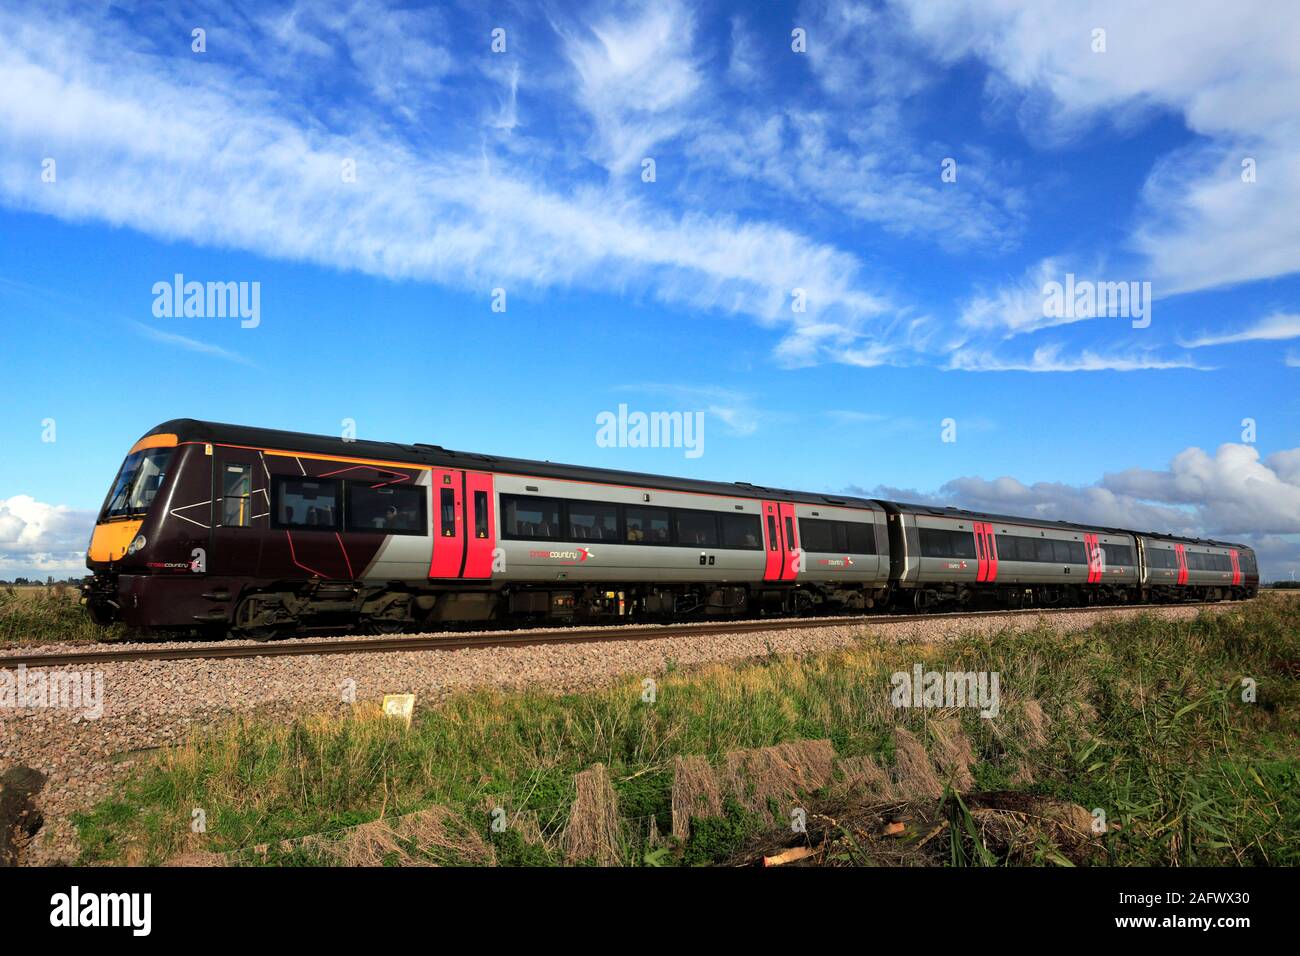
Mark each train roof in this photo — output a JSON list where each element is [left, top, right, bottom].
[[881, 501, 1250, 551], [143, 420, 1253, 553], [143, 419, 875, 509]]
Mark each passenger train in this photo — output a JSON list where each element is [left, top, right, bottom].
[[82, 420, 1259, 637]]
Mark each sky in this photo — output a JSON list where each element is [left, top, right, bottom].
[[0, 0, 1297, 581]]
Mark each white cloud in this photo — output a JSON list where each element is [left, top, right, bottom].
[[559, 0, 702, 174], [892, 0, 1300, 295], [615, 384, 765, 436], [0, 495, 94, 578], [1179, 312, 1300, 349], [131, 322, 257, 367], [947, 344, 1204, 373], [726, 16, 761, 87], [1105, 444, 1300, 535], [0, 2, 895, 369], [255, 0, 456, 116], [958, 258, 1069, 338]]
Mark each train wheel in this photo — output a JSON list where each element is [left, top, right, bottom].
[[233, 595, 289, 642]]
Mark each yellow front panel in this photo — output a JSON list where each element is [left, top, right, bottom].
[[87, 519, 144, 563]]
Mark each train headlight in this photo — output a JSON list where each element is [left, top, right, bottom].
[[127, 534, 147, 555]]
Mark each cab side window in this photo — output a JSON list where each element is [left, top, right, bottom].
[[221, 463, 253, 527]]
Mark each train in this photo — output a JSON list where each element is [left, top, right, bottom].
[[81, 420, 1259, 637]]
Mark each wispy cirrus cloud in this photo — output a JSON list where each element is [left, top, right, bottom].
[[130, 322, 258, 367], [1178, 312, 1300, 349], [894, 0, 1300, 296], [612, 383, 769, 436], [947, 344, 1205, 373], [0, 1, 898, 369]]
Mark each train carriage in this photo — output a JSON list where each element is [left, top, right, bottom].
[[881, 502, 1140, 610], [1138, 534, 1258, 601]]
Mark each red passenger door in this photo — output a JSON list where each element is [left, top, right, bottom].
[[462, 472, 496, 579], [1084, 533, 1103, 584], [429, 468, 465, 579], [779, 502, 799, 580], [762, 500, 784, 582], [974, 522, 999, 583], [1174, 543, 1188, 586], [1229, 549, 1241, 586]]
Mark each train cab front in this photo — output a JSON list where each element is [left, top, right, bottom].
[[82, 429, 198, 627]]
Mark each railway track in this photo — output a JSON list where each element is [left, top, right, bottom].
[[0, 600, 1243, 669]]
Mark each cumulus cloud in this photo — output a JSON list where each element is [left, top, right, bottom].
[[0, 495, 95, 578], [1105, 444, 1300, 535]]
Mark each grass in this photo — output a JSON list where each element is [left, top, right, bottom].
[[0, 584, 125, 646], [73, 593, 1300, 866]]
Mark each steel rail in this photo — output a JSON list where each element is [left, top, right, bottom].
[[0, 600, 1243, 669]]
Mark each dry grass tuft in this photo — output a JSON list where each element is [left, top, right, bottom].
[[328, 805, 495, 867], [562, 763, 623, 865], [720, 739, 835, 821], [831, 754, 897, 802], [1021, 699, 1050, 748], [671, 755, 724, 842], [163, 851, 226, 867], [966, 793, 1101, 865], [1010, 759, 1036, 786], [929, 718, 975, 791], [891, 727, 944, 800]]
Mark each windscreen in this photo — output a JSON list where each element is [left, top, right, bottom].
[[101, 448, 175, 519]]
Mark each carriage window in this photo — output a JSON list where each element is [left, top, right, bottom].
[[675, 510, 719, 547], [221, 463, 253, 527], [767, 515, 779, 551], [1068, 541, 1086, 564], [799, 518, 835, 553], [920, 528, 948, 557], [347, 483, 427, 534], [719, 513, 762, 550], [951, 530, 976, 559], [1001, 536, 1035, 562], [474, 491, 489, 539], [845, 522, 875, 555], [784, 516, 797, 551], [625, 505, 670, 544], [501, 494, 562, 539], [273, 477, 341, 530], [568, 501, 619, 542], [920, 528, 976, 559], [1102, 544, 1133, 566]]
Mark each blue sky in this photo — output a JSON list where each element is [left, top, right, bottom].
[[1, 0, 1298, 580]]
